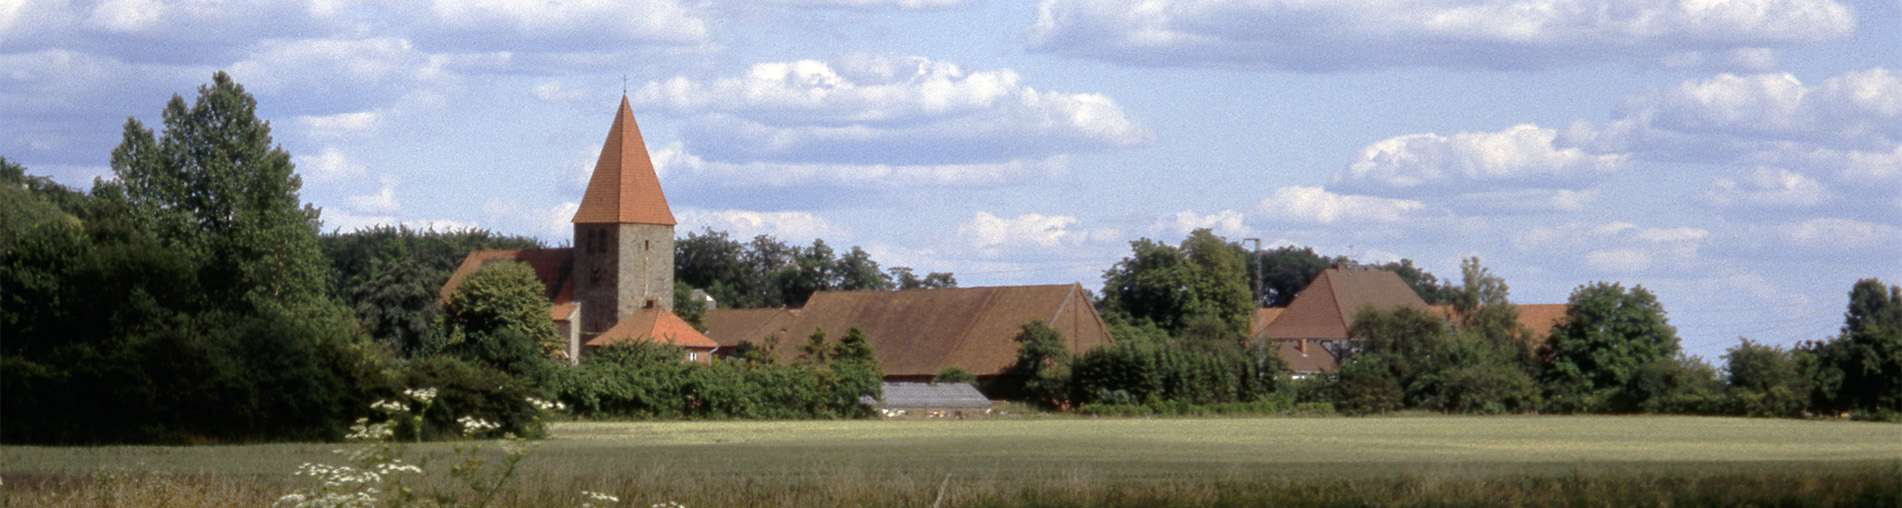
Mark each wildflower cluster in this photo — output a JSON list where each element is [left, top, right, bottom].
[[278, 388, 625, 508], [344, 418, 395, 441], [527, 396, 568, 412], [403, 387, 438, 403], [457, 416, 501, 437], [580, 490, 621, 508]]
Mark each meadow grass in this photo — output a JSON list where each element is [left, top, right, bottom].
[[4, 415, 1898, 507]]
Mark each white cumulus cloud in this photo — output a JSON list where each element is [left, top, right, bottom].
[[634, 54, 1150, 174], [1259, 186, 1426, 224], [347, 175, 403, 214], [652, 142, 1068, 189], [1154, 210, 1252, 237], [676, 208, 846, 241], [957, 211, 1117, 258], [1704, 167, 1829, 208], [1027, 0, 1855, 70], [1341, 123, 1626, 193]]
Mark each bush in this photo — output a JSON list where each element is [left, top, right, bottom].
[[551, 342, 879, 420], [398, 356, 545, 439]]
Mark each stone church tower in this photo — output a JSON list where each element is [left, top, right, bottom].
[[572, 97, 676, 342]]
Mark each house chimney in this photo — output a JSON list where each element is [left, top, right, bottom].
[[1297, 339, 1307, 354]]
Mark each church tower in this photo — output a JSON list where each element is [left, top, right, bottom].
[[572, 97, 676, 342]]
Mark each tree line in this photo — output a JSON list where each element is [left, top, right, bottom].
[[1067, 230, 1901, 419], [1, 73, 904, 444]]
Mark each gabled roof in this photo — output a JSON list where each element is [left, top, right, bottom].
[[700, 307, 801, 347], [1256, 268, 1430, 341], [731, 284, 1113, 377], [439, 248, 575, 305], [1274, 340, 1337, 374], [1429, 303, 1572, 342], [572, 97, 675, 225], [587, 307, 718, 350], [1250, 307, 1285, 337]]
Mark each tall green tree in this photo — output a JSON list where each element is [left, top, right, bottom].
[[1821, 279, 1902, 414], [1541, 282, 1681, 412], [1100, 228, 1252, 335], [1724, 339, 1810, 416], [439, 261, 559, 383], [995, 320, 1073, 406], [110, 71, 335, 321]]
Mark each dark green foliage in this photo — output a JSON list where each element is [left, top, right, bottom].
[[439, 262, 561, 384], [935, 366, 977, 385], [1323, 259, 1541, 415], [319, 225, 542, 354], [551, 342, 881, 419], [2, 74, 383, 444], [1099, 229, 1252, 335], [1800, 278, 1902, 416], [675, 229, 952, 308], [992, 320, 1074, 406], [1248, 245, 1342, 307], [1724, 339, 1811, 417], [398, 357, 545, 439], [1540, 282, 1681, 413], [1068, 327, 1286, 408], [673, 281, 706, 327], [110, 72, 334, 320]]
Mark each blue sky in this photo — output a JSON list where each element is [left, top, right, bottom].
[[5, 0, 1898, 361]]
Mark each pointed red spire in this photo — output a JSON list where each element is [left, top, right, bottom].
[[572, 96, 676, 225]]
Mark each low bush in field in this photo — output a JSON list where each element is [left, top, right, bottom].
[[551, 339, 881, 420]]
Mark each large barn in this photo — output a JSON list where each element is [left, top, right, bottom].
[[702, 284, 1114, 380]]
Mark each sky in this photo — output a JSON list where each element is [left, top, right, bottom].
[[4, 0, 1898, 362]]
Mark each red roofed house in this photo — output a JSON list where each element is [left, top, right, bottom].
[[1253, 268, 1431, 375], [441, 97, 716, 363], [701, 284, 1114, 380]]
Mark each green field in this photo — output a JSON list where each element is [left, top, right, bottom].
[[5, 416, 1899, 507]]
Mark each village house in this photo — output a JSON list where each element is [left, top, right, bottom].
[[1250, 267, 1568, 376]]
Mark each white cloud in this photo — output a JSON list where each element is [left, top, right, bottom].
[[1598, 69, 1901, 155], [1704, 167, 1829, 208], [1341, 123, 1625, 193], [296, 111, 382, 139], [415, 0, 708, 48], [347, 175, 403, 214], [763, 0, 972, 8], [1516, 220, 1709, 274], [532, 80, 594, 104], [296, 146, 366, 181], [635, 54, 1149, 169], [482, 199, 581, 240], [957, 211, 1117, 257], [227, 37, 489, 114], [1777, 218, 1902, 249], [676, 208, 846, 241], [652, 142, 1068, 188], [1259, 186, 1425, 224], [1585, 249, 1652, 273], [1154, 210, 1252, 237], [1027, 0, 1855, 70]]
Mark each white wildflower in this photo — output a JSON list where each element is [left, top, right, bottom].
[[457, 416, 500, 436], [344, 418, 395, 441], [527, 396, 568, 413], [403, 387, 438, 404], [370, 399, 408, 413], [579, 490, 621, 507]]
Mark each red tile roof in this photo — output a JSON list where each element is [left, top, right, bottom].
[[572, 97, 676, 225], [714, 284, 1113, 377], [699, 307, 801, 347], [587, 307, 718, 350], [1274, 340, 1337, 374], [1250, 307, 1285, 337], [1256, 268, 1430, 341], [439, 248, 575, 305], [1513, 303, 1570, 340]]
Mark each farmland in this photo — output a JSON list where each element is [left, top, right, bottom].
[[5, 416, 1899, 507]]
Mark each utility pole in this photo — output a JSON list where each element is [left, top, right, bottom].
[[1243, 238, 1262, 307]]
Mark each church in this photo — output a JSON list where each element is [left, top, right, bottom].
[[441, 98, 1114, 375]]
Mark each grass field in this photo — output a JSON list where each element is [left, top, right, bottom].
[[5, 415, 1900, 507]]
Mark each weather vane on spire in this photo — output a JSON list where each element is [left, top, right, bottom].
[[622, 75, 628, 96]]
